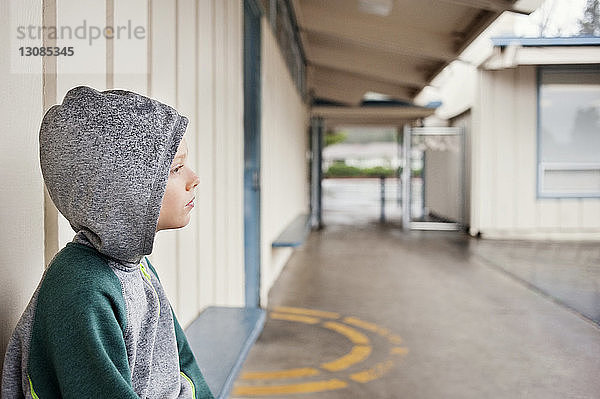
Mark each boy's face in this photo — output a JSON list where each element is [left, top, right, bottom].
[[156, 137, 200, 232]]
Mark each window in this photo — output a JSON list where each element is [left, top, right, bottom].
[[538, 65, 600, 198], [263, 0, 306, 99]]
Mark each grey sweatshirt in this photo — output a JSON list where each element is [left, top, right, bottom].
[[1, 86, 214, 399]]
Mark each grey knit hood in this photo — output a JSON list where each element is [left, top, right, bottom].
[[40, 86, 188, 265]]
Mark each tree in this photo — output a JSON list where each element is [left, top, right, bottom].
[[578, 0, 600, 36], [324, 130, 347, 147]]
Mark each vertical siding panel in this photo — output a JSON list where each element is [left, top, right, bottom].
[[176, 0, 200, 326], [148, 0, 178, 311], [469, 72, 482, 234], [581, 199, 600, 229], [477, 71, 494, 231], [514, 66, 537, 231], [56, 0, 106, 94], [55, 0, 107, 250], [196, 0, 216, 309], [213, 0, 228, 305], [259, 20, 270, 298], [1, 0, 45, 365], [42, 0, 59, 263], [494, 69, 515, 230], [559, 198, 581, 230], [230, 0, 245, 306], [113, 0, 148, 94], [537, 200, 560, 230], [225, 0, 234, 304]]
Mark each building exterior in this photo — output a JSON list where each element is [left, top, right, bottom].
[[471, 37, 600, 240], [418, 36, 600, 240]]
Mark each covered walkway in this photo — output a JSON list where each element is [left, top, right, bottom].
[[233, 224, 600, 398]]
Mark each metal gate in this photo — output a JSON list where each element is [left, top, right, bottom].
[[401, 125, 465, 231]]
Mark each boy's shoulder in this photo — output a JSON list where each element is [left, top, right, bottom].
[[39, 242, 124, 308]]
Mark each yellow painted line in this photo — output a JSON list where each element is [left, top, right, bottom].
[[270, 312, 320, 324], [273, 306, 340, 319], [241, 367, 320, 380], [391, 347, 409, 356], [322, 321, 370, 345], [377, 327, 391, 337], [233, 379, 348, 396], [350, 360, 395, 383], [388, 334, 403, 345], [320, 345, 372, 372], [343, 316, 380, 332]]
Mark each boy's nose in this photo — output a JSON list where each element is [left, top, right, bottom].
[[187, 173, 200, 191]]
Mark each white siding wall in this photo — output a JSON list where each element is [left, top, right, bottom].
[[1, 0, 248, 369], [0, 0, 45, 369], [471, 65, 600, 240], [424, 148, 461, 222], [451, 111, 472, 227], [260, 18, 309, 304], [145, 0, 246, 322]]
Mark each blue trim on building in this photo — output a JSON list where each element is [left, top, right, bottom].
[[243, 0, 263, 308], [492, 36, 600, 47]]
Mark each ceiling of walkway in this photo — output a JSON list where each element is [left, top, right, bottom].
[[291, 0, 538, 106]]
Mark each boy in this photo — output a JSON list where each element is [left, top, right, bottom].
[[1, 86, 214, 399]]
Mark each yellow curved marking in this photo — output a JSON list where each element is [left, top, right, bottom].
[[378, 327, 391, 337], [350, 360, 395, 383], [320, 345, 372, 372], [236, 309, 408, 394], [241, 367, 320, 380], [274, 306, 340, 319], [270, 312, 320, 324], [343, 316, 379, 332], [322, 321, 370, 345], [388, 334, 403, 345], [233, 379, 348, 396], [391, 347, 409, 355]]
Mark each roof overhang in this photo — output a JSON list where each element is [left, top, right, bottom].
[[483, 36, 600, 69], [290, 0, 540, 126]]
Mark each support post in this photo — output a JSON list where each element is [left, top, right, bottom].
[[401, 124, 411, 231], [379, 175, 386, 223]]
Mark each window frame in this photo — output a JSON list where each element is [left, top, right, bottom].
[[536, 64, 600, 199]]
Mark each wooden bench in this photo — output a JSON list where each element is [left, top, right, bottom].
[[186, 306, 266, 399], [272, 214, 311, 248]]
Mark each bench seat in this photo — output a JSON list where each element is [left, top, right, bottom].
[[272, 214, 311, 248], [185, 306, 266, 399]]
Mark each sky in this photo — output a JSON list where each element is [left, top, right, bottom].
[[514, 0, 589, 37]]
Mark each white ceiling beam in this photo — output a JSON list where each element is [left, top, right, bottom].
[[309, 66, 414, 102], [324, 118, 421, 128], [312, 106, 436, 120], [311, 85, 365, 106], [299, 4, 456, 62], [437, 0, 533, 15], [435, 0, 515, 12], [309, 42, 429, 88]]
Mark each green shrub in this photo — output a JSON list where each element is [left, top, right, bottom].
[[363, 166, 395, 177], [324, 162, 396, 178], [324, 162, 362, 177]]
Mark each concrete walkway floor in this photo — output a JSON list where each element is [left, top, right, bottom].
[[233, 224, 600, 399]]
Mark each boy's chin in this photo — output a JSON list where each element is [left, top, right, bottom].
[[156, 218, 191, 232]]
